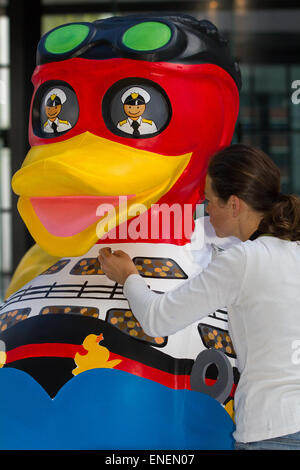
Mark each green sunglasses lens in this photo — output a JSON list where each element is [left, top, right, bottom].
[[45, 24, 90, 54], [122, 22, 172, 51]]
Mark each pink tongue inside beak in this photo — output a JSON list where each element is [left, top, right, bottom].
[[30, 195, 135, 237]]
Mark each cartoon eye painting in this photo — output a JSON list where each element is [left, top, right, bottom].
[[117, 87, 158, 136], [102, 78, 172, 140]]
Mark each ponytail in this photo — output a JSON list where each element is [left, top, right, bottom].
[[259, 194, 300, 241]]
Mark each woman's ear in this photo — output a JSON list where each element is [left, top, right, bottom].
[[229, 195, 241, 217]]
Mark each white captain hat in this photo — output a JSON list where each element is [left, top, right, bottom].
[[44, 88, 67, 107], [121, 87, 151, 105]]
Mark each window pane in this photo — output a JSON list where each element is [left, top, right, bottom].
[[254, 66, 286, 94], [290, 65, 300, 82], [0, 16, 9, 66], [238, 94, 260, 130], [269, 95, 288, 130], [0, 67, 10, 128], [239, 64, 251, 93], [1, 274, 11, 300], [1, 147, 11, 210], [2, 211, 12, 272]]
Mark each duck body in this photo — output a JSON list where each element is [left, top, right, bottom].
[[0, 231, 239, 449], [0, 15, 241, 449]]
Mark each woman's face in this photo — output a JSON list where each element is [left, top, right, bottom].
[[204, 175, 236, 238]]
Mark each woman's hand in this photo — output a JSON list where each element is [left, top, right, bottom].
[[98, 247, 139, 285]]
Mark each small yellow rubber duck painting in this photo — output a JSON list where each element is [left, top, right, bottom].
[[72, 333, 122, 376]]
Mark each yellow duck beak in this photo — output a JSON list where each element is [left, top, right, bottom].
[[12, 132, 192, 256]]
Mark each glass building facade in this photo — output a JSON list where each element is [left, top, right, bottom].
[[0, 6, 12, 300]]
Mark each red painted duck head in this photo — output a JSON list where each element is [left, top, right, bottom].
[[12, 14, 241, 256]]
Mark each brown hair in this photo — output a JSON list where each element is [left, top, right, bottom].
[[207, 144, 300, 241]]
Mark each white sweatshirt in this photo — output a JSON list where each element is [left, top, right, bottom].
[[123, 236, 300, 443]]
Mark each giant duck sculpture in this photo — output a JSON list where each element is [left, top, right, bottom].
[[0, 14, 241, 450]]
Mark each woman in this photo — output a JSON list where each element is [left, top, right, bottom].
[[98, 144, 300, 450]]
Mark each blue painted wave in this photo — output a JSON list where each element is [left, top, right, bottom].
[[0, 367, 235, 450]]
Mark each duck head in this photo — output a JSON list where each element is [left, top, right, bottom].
[[12, 14, 241, 256], [82, 333, 104, 352]]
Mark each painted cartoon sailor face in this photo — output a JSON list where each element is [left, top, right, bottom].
[[124, 103, 146, 119], [42, 88, 73, 135], [45, 104, 62, 120], [116, 85, 158, 138], [44, 88, 66, 119], [122, 88, 148, 120]]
